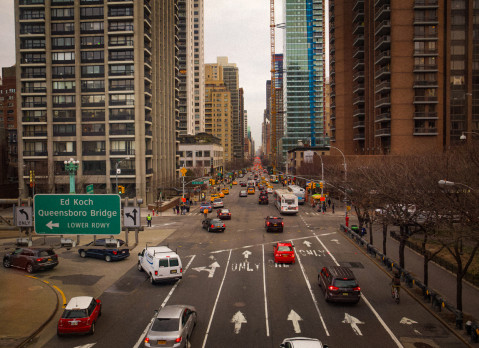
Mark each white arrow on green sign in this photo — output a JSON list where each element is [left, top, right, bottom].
[[34, 194, 121, 235]]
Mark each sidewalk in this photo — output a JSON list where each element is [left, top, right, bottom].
[[0, 271, 58, 348]]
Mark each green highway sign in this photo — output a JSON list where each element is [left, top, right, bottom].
[[192, 181, 204, 185], [34, 194, 121, 235]]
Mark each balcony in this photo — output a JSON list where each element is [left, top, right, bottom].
[[22, 101, 46, 108], [353, 59, 364, 71], [109, 113, 134, 121], [413, 33, 438, 41], [352, 46, 364, 59], [413, 64, 438, 72], [374, 4, 390, 22], [375, 50, 391, 65], [353, 108, 365, 117], [21, 73, 46, 79], [414, 0, 438, 8], [375, 112, 391, 122], [353, 131, 365, 141], [109, 129, 135, 135], [375, 20, 391, 36], [352, 0, 364, 12], [413, 95, 438, 103], [54, 150, 76, 156], [352, 83, 364, 94], [22, 115, 46, 122], [414, 15, 438, 25], [110, 149, 135, 156], [413, 111, 438, 119], [375, 80, 391, 92], [82, 113, 105, 122], [353, 35, 364, 47], [375, 96, 391, 108], [414, 48, 438, 56], [23, 130, 47, 137], [413, 80, 438, 88], [352, 22, 363, 35], [53, 116, 76, 123], [20, 0, 45, 4], [353, 120, 365, 128], [22, 87, 46, 93], [353, 96, 364, 105], [353, 10, 364, 23], [23, 150, 47, 157], [375, 65, 390, 79], [413, 127, 438, 135], [110, 168, 135, 175], [353, 71, 364, 82], [375, 35, 391, 50], [83, 150, 106, 156], [375, 128, 391, 137], [82, 129, 105, 136]]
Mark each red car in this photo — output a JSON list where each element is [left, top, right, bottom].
[[273, 242, 295, 264], [57, 296, 102, 336]]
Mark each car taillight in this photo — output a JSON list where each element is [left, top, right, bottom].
[[267, 222, 270, 226], [180, 268, 183, 273], [175, 337, 182, 343], [113, 250, 118, 255], [211, 224, 214, 228], [353, 286, 361, 291], [281, 222, 284, 226], [228, 213, 231, 215], [36, 258, 44, 262], [328, 285, 339, 291], [86, 318, 90, 326], [144, 337, 150, 343], [54, 254, 58, 258], [155, 271, 158, 276], [58, 319, 64, 327], [223, 224, 225, 227]]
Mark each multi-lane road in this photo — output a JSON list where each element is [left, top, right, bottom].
[[23, 182, 464, 347]]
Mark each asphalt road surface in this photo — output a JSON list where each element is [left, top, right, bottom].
[[29, 183, 465, 348]]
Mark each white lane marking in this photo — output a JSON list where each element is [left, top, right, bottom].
[[303, 240, 312, 247], [293, 239, 330, 336], [242, 250, 252, 259], [192, 262, 220, 278], [315, 236, 404, 347], [414, 329, 422, 335], [74, 344, 96, 348], [287, 309, 303, 333], [331, 239, 340, 244], [400, 317, 418, 325], [342, 313, 365, 335], [262, 244, 270, 337], [202, 249, 232, 348], [231, 311, 247, 334], [133, 255, 196, 348]]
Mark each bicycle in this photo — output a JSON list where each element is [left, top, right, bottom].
[[391, 285, 400, 304]]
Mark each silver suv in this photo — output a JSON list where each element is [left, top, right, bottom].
[[280, 337, 328, 348]]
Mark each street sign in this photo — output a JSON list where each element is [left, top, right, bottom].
[[180, 167, 187, 176], [192, 181, 204, 185], [34, 194, 121, 235], [16, 207, 33, 227], [86, 184, 94, 194], [123, 206, 140, 227]]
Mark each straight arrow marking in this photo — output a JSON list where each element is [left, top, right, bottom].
[[242, 250, 252, 259], [342, 313, 364, 336], [231, 311, 247, 334], [303, 241, 312, 247], [287, 310, 303, 333], [400, 317, 418, 325]]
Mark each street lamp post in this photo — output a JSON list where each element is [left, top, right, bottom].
[[327, 145, 348, 215], [115, 157, 130, 194], [64, 158, 80, 194], [438, 180, 474, 191]]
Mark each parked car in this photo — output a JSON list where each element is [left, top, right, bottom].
[[280, 337, 328, 348], [144, 305, 197, 348], [78, 239, 129, 262], [3, 247, 58, 273], [216, 208, 231, 219], [259, 194, 269, 204], [212, 198, 224, 209], [265, 216, 284, 232], [200, 201, 213, 213], [239, 190, 248, 197], [202, 218, 225, 232], [138, 246, 183, 284], [318, 266, 361, 304], [273, 242, 295, 264], [57, 296, 102, 336]]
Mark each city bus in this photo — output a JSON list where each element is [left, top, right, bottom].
[[270, 174, 278, 183], [273, 189, 299, 214], [287, 185, 306, 205]]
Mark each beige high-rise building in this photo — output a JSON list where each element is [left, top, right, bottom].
[[15, 0, 178, 203], [205, 64, 232, 163]]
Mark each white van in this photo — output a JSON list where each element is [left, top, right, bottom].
[[137, 246, 183, 284]]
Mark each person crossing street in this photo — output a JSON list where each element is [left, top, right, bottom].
[[146, 213, 152, 227]]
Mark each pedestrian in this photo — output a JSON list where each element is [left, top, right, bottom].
[[175, 204, 179, 215], [332, 203, 335, 214], [327, 198, 331, 207], [172, 206, 176, 214], [203, 208, 208, 219], [146, 213, 152, 227]]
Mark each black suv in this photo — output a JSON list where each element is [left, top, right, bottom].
[[265, 216, 284, 232], [318, 266, 361, 303], [202, 218, 225, 232], [3, 247, 59, 273], [259, 194, 269, 204]]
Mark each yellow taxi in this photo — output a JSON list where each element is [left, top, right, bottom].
[[232, 181, 238, 185], [218, 191, 225, 198], [210, 193, 219, 202], [222, 188, 229, 195], [247, 187, 255, 195]]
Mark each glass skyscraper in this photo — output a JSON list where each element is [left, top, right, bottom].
[[282, 0, 326, 154]]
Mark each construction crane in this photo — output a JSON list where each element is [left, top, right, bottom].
[[270, 0, 277, 170]]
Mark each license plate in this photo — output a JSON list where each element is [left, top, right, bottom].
[[48, 258, 52, 261], [273, 224, 277, 227], [157, 340, 166, 344], [70, 321, 78, 326], [343, 293, 349, 296], [122, 250, 126, 254], [170, 270, 177, 274]]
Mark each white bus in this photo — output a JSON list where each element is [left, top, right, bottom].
[[287, 185, 306, 205], [273, 189, 299, 214]]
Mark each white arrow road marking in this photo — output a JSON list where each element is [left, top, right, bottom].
[[400, 317, 418, 325], [74, 344, 96, 348], [192, 261, 220, 278], [342, 313, 365, 336], [331, 239, 339, 244], [287, 310, 303, 333], [231, 311, 247, 334], [46, 221, 59, 229], [242, 250, 252, 259], [414, 329, 422, 335], [303, 241, 312, 247], [209, 255, 215, 260]]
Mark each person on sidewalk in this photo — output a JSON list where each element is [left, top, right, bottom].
[[175, 204, 179, 215], [327, 198, 331, 208], [332, 203, 335, 214], [146, 213, 152, 227]]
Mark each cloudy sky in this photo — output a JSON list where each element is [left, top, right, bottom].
[[0, 0, 285, 151]]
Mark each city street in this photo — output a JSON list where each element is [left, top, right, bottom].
[[2, 183, 466, 348]]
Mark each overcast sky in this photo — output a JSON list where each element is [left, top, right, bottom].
[[0, 0, 286, 151]]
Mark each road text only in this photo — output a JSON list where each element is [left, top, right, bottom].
[[34, 194, 121, 235]]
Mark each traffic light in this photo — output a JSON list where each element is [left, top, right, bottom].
[[312, 183, 316, 189], [319, 182, 323, 189], [118, 185, 125, 194]]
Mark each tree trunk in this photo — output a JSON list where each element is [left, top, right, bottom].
[[382, 223, 387, 255], [369, 221, 373, 245], [422, 233, 429, 286], [399, 225, 406, 269]]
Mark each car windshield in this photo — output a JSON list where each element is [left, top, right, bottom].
[[214, 199, 222, 203], [333, 279, 358, 288], [62, 309, 88, 319], [151, 318, 179, 332], [278, 246, 292, 252], [268, 218, 282, 223], [169, 258, 179, 267], [285, 199, 295, 204], [38, 250, 55, 257], [221, 209, 230, 213]]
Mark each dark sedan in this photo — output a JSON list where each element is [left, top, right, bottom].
[[202, 218, 225, 233], [3, 247, 58, 273], [265, 216, 284, 232], [78, 239, 130, 262], [217, 208, 232, 220]]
